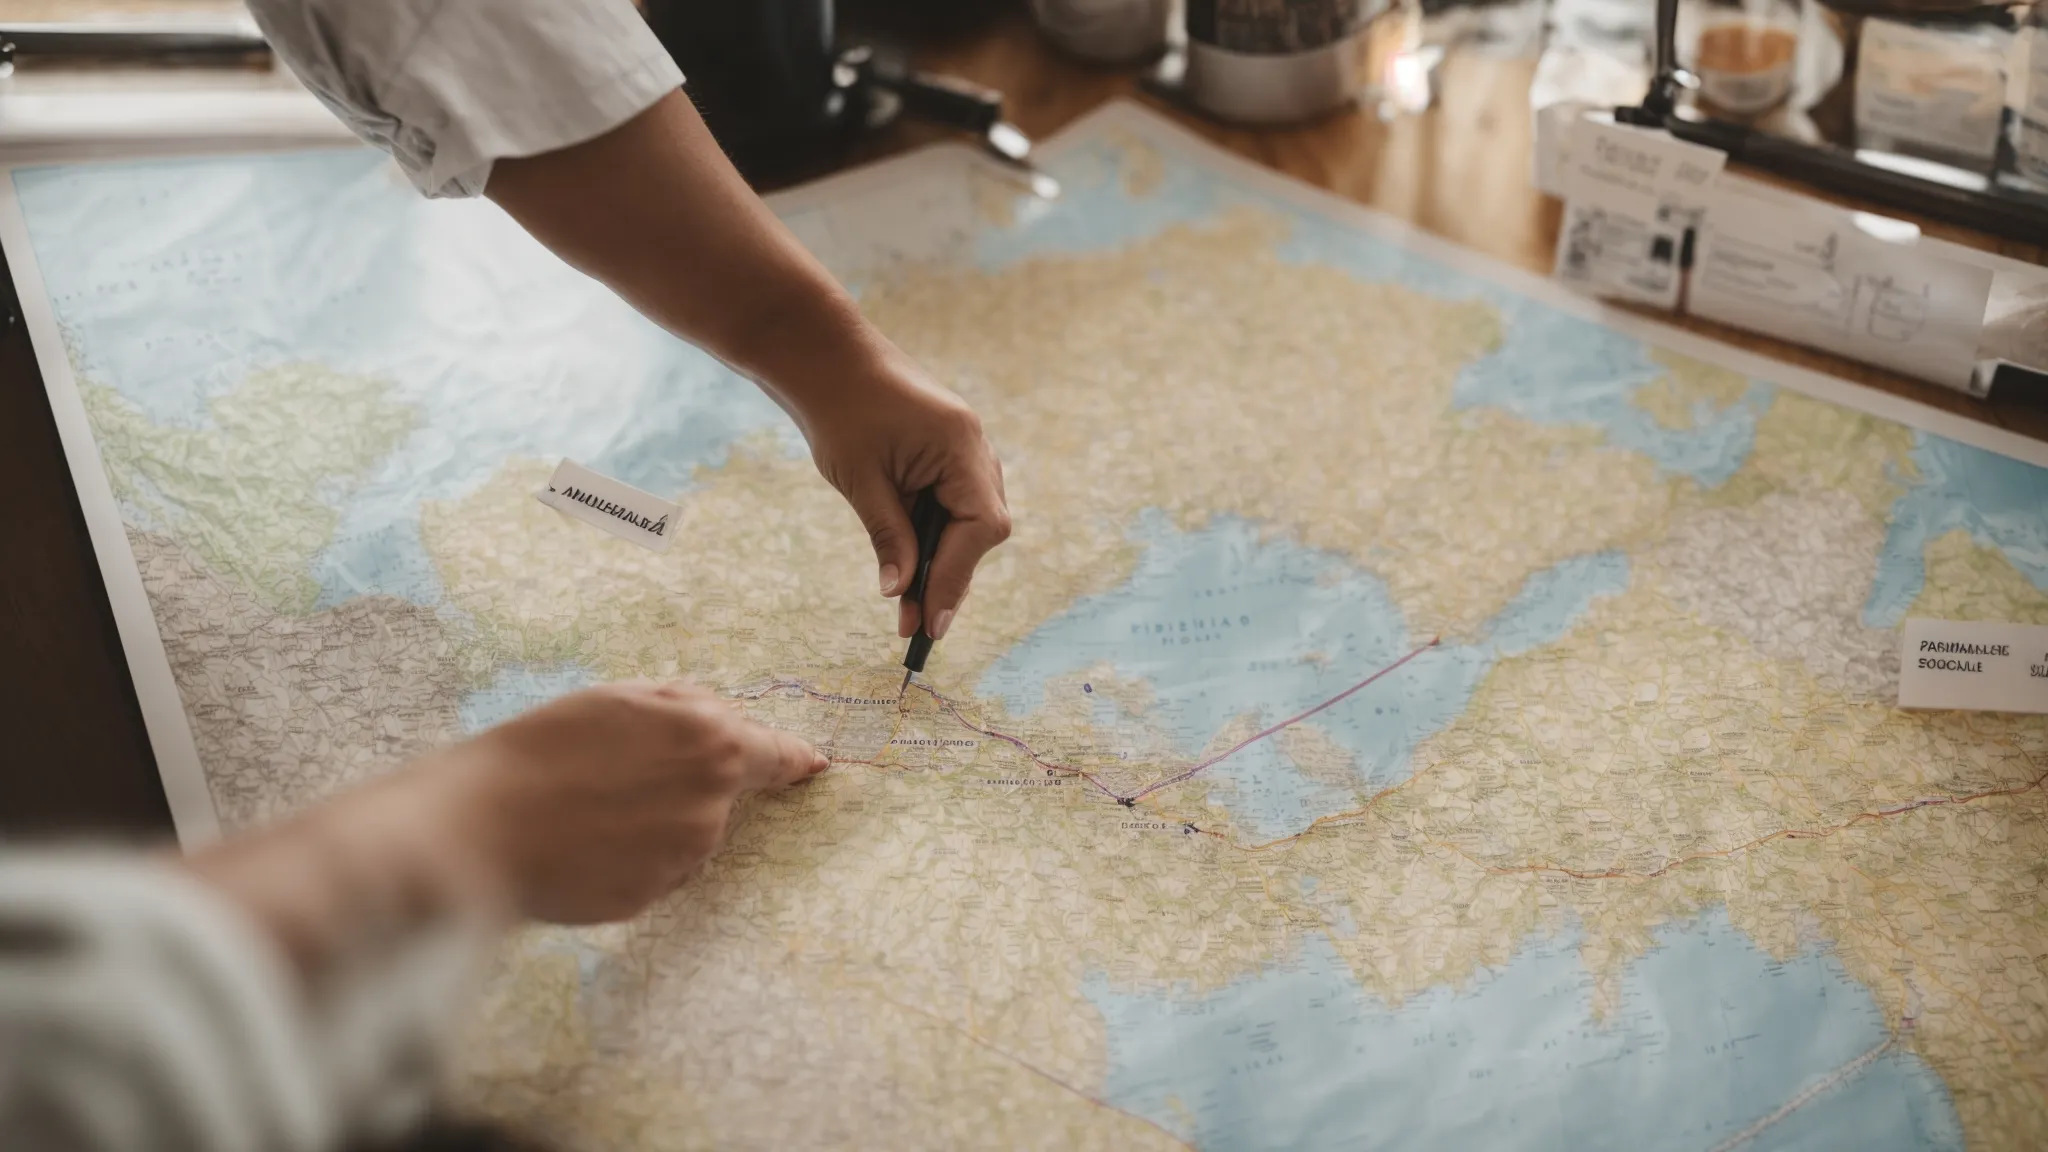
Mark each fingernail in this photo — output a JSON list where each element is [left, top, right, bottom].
[[880, 564, 900, 595], [930, 609, 954, 640], [810, 754, 830, 775]]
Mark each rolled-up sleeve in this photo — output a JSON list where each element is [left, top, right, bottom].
[[0, 852, 480, 1152], [247, 0, 684, 198]]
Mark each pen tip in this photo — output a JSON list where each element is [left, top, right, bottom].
[[899, 669, 913, 700]]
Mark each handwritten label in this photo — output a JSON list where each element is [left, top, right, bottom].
[[1561, 119, 1725, 211], [534, 459, 679, 552], [1553, 117, 1725, 310], [1897, 618, 2048, 715]]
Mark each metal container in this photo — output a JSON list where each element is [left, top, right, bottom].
[[1032, 0, 1172, 62], [1182, 0, 1388, 123]]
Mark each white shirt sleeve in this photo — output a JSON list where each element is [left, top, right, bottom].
[[0, 852, 482, 1152], [246, 0, 685, 198]]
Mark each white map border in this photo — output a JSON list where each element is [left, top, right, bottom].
[[4, 98, 2046, 850]]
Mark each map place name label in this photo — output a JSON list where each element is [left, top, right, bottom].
[[1897, 618, 2048, 715], [534, 459, 679, 552]]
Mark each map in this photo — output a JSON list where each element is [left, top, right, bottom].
[[7, 102, 2048, 1151]]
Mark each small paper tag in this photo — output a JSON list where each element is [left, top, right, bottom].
[[1897, 618, 2048, 714], [535, 460, 678, 552], [1559, 118, 1725, 212], [1857, 18, 2009, 165], [1553, 117, 1725, 310], [1554, 200, 1690, 309]]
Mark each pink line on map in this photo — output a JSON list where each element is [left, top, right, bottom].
[[1121, 636, 1441, 802], [763, 636, 1441, 807]]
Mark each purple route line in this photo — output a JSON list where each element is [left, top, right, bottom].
[[757, 636, 1442, 807], [1120, 636, 1441, 802], [916, 690, 1125, 799]]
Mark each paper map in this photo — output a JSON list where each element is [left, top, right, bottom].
[[7, 102, 2048, 1150]]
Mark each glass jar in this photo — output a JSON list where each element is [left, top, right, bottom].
[[2010, 1, 2048, 185], [1679, 0, 1803, 117]]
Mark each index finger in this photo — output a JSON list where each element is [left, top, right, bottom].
[[738, 719, 830, 791], [915, 461, 1012, 641]]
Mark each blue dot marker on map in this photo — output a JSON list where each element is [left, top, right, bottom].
[[1083, 683, 1093, 693]]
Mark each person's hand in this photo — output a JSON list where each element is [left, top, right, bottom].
[[421, 681, 827, 924], [181, 681, 824, 984], [483, 94, 1009, 642], [798, 346, 1011, 641]]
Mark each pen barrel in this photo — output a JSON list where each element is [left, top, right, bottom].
[[904, 486, 951, 606], [903, 631, 936, 674], [901, 486, 950, 677]]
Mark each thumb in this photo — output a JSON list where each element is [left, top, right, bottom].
[[741, 722, 830, 791], [850, 475, 920, 598]]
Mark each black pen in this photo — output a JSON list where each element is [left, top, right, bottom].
[[898, 486, 951, 699]]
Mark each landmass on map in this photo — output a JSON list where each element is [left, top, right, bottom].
[[16, 106, 2047, 1150]]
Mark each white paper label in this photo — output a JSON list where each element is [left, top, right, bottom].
[[1553, 118, 1725, 310], [534, 459, 678, 552], [1688, 182, 1993, 393], [2013, 27, 2048, 182], [1897, 618, 2048, 714], [1529, 47, 1651, 198], [1554, 201, 1689, 308], [1559, 118, 1725, 211], [1857, 18, 2010, 164]]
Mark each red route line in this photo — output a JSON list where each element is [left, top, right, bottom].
[[745, 660, 2048, 881], [753, 637, 1442, 807], [1445, 767, 2048, 882], [919, 692, 1126, 800]]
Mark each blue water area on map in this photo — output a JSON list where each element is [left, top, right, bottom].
[[12, 152, 795, 611], [1444, 302, 1773, 488], [457, 663, 599, 734], [1865, 433, 2048, 628], [974, 135, 2045, 621], [26, 130, 2047, 649], [979, 136, 2048, 600], [1274, 222, 1774, 489], [975, 139, 1771, 489], [977, 513, 1628, 838], [1085, 908, 1962, 1152]]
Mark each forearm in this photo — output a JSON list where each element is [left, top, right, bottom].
[[485, 91, 893, 431], [181, 754, 508, 984], [0, 788, 494, 1152]]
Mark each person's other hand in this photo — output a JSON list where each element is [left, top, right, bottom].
[[799, 347, 1011, 642], [424, 681, 827, 924]]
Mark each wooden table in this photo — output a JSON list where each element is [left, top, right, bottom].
[[3, 10, 2043, 838], [889, 12, 2048, 437]]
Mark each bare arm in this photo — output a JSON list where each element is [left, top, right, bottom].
[[0, 684, 822, 1151], [247, 0, 1011, 640], [486, 91, 874, 422], [183, 681, 827, 982], [485, 92, 1010, 639]]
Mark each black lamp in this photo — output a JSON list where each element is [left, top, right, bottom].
[[1617, 0, 2048, 241]]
